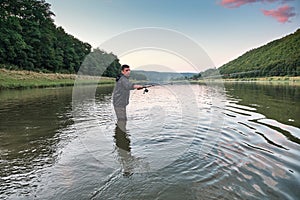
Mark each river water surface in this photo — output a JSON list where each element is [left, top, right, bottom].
[[0, 82, 299, 199]]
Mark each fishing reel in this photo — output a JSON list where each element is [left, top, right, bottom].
[[143, 87, 149, 94]]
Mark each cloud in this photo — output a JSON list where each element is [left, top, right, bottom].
[[219, 0, 296, 23], [220, 0, 293, 8], [262, 5, 296, 23], [220, 0, 261, 8]]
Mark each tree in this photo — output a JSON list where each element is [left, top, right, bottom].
[[0, 0, 94, 74], [79, 48, 120, 77], [219, 29, 300, 78]]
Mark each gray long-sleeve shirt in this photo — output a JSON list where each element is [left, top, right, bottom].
[[113, 75, 134, 107]]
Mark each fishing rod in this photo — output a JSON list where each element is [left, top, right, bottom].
[[137, 84, 153, 94], [138, 82, 173, 94]]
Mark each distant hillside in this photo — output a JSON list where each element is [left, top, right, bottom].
[[219, 29, 300, 78], [131, 70, 197, 82]]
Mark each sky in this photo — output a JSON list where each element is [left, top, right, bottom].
[[46, 0, 300, 72]]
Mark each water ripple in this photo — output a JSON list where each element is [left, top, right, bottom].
[[1, 85, 300, 199]]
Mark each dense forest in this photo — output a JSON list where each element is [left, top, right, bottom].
[[0, 0, 120, 75], [218, 29, 300, 78]]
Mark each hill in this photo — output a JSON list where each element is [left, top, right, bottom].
[[131, 70, 197, 81], [218, 29, 300, 78]]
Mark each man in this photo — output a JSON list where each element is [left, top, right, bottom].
[[113, 64, 143, 128]]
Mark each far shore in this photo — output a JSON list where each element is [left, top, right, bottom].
[[0, 69, 115, 90], [191, 76, 300, 86], [1, 69, 300, 89]]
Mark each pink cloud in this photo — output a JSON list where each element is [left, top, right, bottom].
[[220, 0, 260, 8], [262, 5, 296, 23], [220, 0, 293, 8], [219, 0, 296, 23]]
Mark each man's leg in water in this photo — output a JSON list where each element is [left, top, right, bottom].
[[114, 107, 127, 131]]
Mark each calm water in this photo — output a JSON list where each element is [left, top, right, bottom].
[[0, 83, 299, 199]]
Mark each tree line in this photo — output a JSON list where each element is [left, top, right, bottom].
[[218, 29, 300, 78], [0, 0, 120, 76], [194, 29, 300, 79]]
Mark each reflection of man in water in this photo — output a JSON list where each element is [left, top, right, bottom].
[[114, 125, 151, 177], [113, 64, 143, 129], [114, 125, 133, 176]]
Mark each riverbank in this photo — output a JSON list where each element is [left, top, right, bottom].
[[223, 76, 300, 82], [221, 76, 300, 86], [191, 76, 300, 86], [0, 69, 115, 89], [1, 69, 299, 89]]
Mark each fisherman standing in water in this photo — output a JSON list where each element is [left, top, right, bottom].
[[113, 64, 143, 129]]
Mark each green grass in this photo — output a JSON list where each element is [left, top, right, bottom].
[[192, 76, 300, 86], [0, 69, 115, 89]]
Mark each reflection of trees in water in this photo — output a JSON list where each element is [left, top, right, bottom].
[[0, 88, 75, 196], [0, 86, 115, 172], [225, 83, 300, 128]]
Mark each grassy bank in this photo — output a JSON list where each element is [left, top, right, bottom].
[[220, 76, 300, 86], [0, 69, 115, 89], [222, 76, 300, 82], [191, 76, 300, 86]]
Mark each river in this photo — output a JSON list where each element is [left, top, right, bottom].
[[0, 82, 299, 199]]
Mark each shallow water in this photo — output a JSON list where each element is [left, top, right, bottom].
[[0, 83, 299, 199]]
